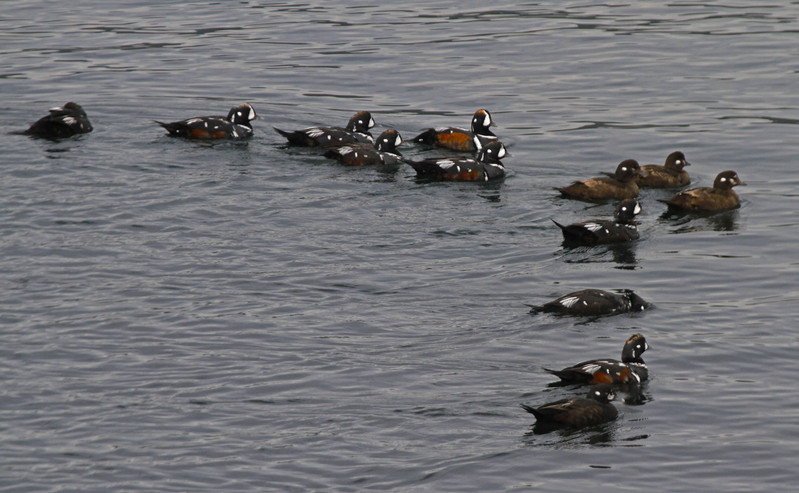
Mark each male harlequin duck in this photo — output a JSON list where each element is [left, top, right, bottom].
[[552, 198, 641, 246], [531, 288, 650, 316], [638, 151, 691, 188], [23, 102, 93, 139], [156, 103, 256, 139], [556, 159, 642, 201], [660, 170, 745, 212], [412, 109, 497, 151], [520, 384, 618, 428], [544, 334, 649, 385], [274, 111, 375, 147], [323, 129, 403, 166], [406, 141, 508, 181]]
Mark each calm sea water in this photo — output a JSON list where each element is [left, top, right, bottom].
[[3, 1, 799, 491]]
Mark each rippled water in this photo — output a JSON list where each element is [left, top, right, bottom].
[[3, 1, 799, 491]]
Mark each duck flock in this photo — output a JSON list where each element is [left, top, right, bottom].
[[20, 101, 747, 433]]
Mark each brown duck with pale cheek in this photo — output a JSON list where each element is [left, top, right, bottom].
[[638, 151, 691, 188], [555, 159, 642, 201], [660, 170, 744, 212]]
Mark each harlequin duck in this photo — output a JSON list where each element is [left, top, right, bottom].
[[274, 111, 375, 147], [406, 141, 508, 181], [556, 159, 642, 201], [544, 334, 649, 385], [531, 288, 650, 316], [323, 129, 403, 166], [23, 102, 93, 139], [412, 109, 497, 151], [520, 384, 618, 428], [156, 103, 256, 139], [660, 170, 745, 212], [553, 198, 641, 246], [638, 151, 691, 188]]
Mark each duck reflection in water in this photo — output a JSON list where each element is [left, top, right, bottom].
[[660, 209, 740, 233], [558, 241, 639, 269]]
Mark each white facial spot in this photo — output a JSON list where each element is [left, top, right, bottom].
[[368, 117, 375, 128], [395, 135, 402, 146], [621, 167, 628, 172], [497, 146, 506, 158], [720, 177, 727, 182], [634, 203, 642, 214], [248, 106, 256, 120], [676, 160, 682, 165], [62, 116, 77, 125], [483, 113, 491, 127]]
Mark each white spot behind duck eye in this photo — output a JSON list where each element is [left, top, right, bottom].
[[720, 177, 727, 182], [621, 167, 628, 172], [61, 116, 77, 125]]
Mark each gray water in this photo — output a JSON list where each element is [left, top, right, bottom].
[[2, 1, 799, 491]]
